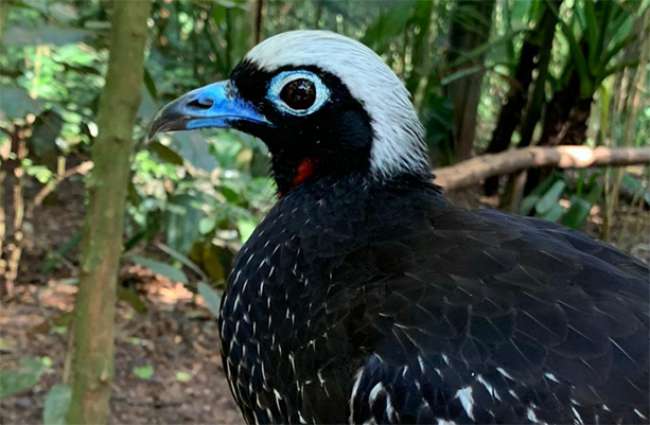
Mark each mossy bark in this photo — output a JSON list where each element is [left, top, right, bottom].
[[65, 1, 151, 424]]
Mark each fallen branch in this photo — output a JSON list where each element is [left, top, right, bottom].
[[29, 160, 93, 210], [435, 145, 650, 191]]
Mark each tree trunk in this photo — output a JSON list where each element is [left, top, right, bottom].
[[483, 0, 563, 195], [537, 71, 591, 148], [65, 1, 151, 424], [446, 0, 495, 161], [252, 0, 264, 44], [524, 58, 594, 195], [501, 13, 559, 210]]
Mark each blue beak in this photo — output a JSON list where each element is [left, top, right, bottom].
[[148, 80, 270, 139]]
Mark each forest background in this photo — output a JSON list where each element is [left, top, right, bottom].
[[1, 0, 648, 423]]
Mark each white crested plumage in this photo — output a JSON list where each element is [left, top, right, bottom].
[[245, 30, 429, 178]]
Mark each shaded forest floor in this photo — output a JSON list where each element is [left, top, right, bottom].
[[0, 279, 240, 424], [1, 178, 240, 424], [1, 178, 649, 425]]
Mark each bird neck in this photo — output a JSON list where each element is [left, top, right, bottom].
[[270, 150, 370, 196], [220, 169, 445, 354], [270, 151, 434, 197]]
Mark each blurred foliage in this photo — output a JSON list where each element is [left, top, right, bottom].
[[0, 1, 648, 415], [0, 0, 648, 293], [43, 383, 72, 425], [0, 356, 48, 399], [132, 364, 155, 381], [521, 170, 603, 227]]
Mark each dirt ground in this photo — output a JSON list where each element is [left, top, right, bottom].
[[1, 178, 648, 425], [0, 278, 241, 425], [1, 178, 240, 424]]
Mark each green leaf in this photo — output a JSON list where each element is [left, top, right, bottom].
[[219, 184, 242, 204], [237, 218, 256, 243], [540, 202, 565, 222], [117, 286, 148, 314], [198, 282, 222, 318], [43, 384, 71, 425], [41, 357, 53, 369], [520, 195, 540, 216], [362, 0, 416, 52], [164, 193, 207, 254], [535, 180, 566, 215], [602, 33, 636, 70], [170, 132, 219, 172], [148, 141, 184, 166], [143, 67, 159, 101], [552, 4, 591, 96], [129, 255, 188, 284], [0, 337, 14, 353], [212, 3, 227, 25], [603, 3, 637, 64], [4, 25, 90, 47], [561, 196, 592, 229], [198, 243, 230, 283], [156, 243, 207, 280], [583, 0, 599, 69], [621, 173, 650, 206], [23, 160, 54, 184], [27, 110, 63, 171], [49, 3, 79, 23], [510, 0, 534, 23], [16, 0, 50, 14], [175, 371, 192, 383], [0, 357, 46, 399], [137, 87, 158, 122], [584, 178, 603, 204], [447, 29, 527, 69], [527, 173, 559, 198], [133, 365, 154, 380], [0, 85, 43, 122], [441, 65, 484, 86], [198, 217, 217, 235]]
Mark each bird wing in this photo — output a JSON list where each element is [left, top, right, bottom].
[[341, 207, 649, 424]]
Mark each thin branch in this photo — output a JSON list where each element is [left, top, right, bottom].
[[28, 161, 93, 215], [253, 0, 264, 44], [436, 145, 650, 191]]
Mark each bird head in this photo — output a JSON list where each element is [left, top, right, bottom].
[[150, 30, 429, 194]]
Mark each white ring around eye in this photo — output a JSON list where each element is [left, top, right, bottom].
[[267, 70, 331, 116]]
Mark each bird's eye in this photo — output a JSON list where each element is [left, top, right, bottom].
[[280, 79, 316, 110], [267, 70, 330, 116]]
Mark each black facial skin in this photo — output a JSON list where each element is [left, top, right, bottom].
[[229, 60, 374, 194]]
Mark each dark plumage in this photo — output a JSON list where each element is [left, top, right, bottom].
[[220, 173, 649, 424], [150, 30, 650, 424]]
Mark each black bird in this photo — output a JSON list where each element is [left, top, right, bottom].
[[150, 31, 649, 424]]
